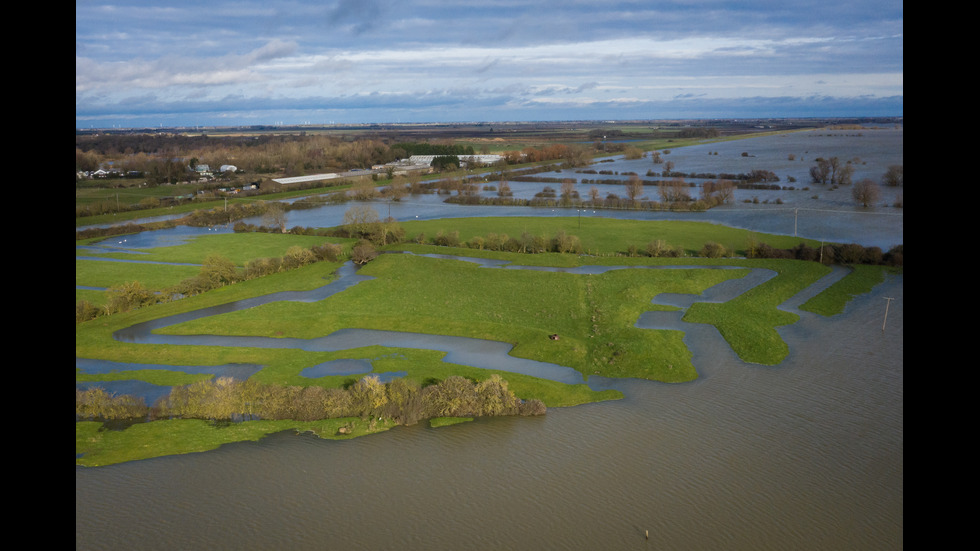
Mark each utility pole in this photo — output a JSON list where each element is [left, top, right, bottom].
[[882, 297, 894, 331]]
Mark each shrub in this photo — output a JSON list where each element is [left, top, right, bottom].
[[351, 240, 378, 265], [836, 243, 867, 264], [311, 242, 342, 262], [863, 246, 884, 265], [200, 254, 239, 286], [518, 399, 547, 416], [283, 246, 316, 269], [551, 230, 582, 254], [244, 257, 282, 278], [885, 245, 903, 267], [76, 387, 149, 420], [700, 242, 728, 258], [646, 239, 680, 258], [433, 230, 461, 248], [76, 300, 100, 323], [792, 243, 818, 262], [104, 281, 157, 314]]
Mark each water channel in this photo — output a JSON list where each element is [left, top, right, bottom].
[[76, 129, 902, 550]]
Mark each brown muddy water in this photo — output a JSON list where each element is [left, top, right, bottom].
[[75, 272, 902, 550]]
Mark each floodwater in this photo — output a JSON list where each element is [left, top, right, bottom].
[[76, 128, 902, 550]]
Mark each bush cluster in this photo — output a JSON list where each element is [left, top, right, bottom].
[[76, 374, 546, 426], [421, 229, 584, 255]]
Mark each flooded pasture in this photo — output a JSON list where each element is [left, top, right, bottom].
[[76, 128, 902, 550]]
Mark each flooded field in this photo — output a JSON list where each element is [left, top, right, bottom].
[[76, 127, 902, 550]]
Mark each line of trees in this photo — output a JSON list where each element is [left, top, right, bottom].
[[76, 374, 546, 426], [76, 240, 345, 323], [412, 224, 902, 266], [77, 134, 400, 177], [747, 241, 902, 266], [392, 142, 476, 157], [414, 228, 585, 254]]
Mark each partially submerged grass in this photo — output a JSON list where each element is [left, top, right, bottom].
[[75, 417, 398, 467], [76, 233, 356, 305], [800, 264, 891, 316], [76, 216, 878, 465], [429, 417, 474, 428], [161, 252, 749, 382]]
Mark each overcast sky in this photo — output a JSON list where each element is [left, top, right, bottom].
[[76, 0, 903, 128]]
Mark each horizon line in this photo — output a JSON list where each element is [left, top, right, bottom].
[[77, 115, 904, 132]]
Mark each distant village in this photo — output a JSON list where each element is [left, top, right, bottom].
[[77, 154, 506, 195]]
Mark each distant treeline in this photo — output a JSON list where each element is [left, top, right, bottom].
[[586, 127, 721, 140], [76, 374, 546, 426], [392, 142, 476, 157]]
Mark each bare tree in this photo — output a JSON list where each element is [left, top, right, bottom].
[[560, 178, 577, 205], [625, 174, 643, 203], [702, 179, 735, 204], [342, 204, 380, 238], [882, 165, 904, 186], [828, 156, 841, 184], [658, 178, 689, 203], [852, 178, 880, 207], [589, 185, 600, 205], [810, 159, 831, 184], [351, 240, 378, 265], [262, 201, 288, 233]]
